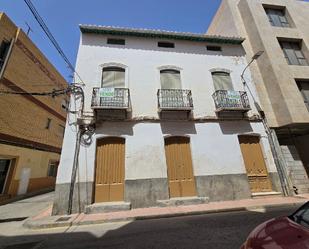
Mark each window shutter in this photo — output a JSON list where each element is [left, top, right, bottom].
[[299, 82, 309, 103], [102, 67, 125, 88], [160, 70, 181, 89], [212, 72, 234, 91]]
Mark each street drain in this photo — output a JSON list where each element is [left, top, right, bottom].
[[55, 216, 71, 222], [3, 241, 40, 249]]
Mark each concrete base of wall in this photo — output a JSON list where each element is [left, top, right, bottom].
[[52, 173, 283, 215], [195, 174, 251, 201], [52, 182, 93, 215], [269, 172, 282, 193], [125, 178, 169, 209]]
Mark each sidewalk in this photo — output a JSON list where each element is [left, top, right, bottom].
[[24, 194, 309, 229]]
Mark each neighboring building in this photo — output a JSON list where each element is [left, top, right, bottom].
[[53, 25, 280, 215], [0, 13, 68, 202], [208, 0, 309, 194]]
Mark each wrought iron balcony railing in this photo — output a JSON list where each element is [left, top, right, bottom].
[[212, 90, 250, 112], [91, 87, 130, 110], [157, 89, 193, 111]]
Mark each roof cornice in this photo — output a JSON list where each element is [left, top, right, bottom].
[[79, 25, 245, 45]]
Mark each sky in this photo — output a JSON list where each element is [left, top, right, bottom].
[[0, 0, 222, 82]]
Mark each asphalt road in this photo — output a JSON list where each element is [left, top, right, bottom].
[[0, 204, 302, 249]]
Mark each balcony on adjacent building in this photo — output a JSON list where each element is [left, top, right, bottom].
[[157, 89, 193, 111], [91, 87, 130, 120], [212, 90, 251, 114]]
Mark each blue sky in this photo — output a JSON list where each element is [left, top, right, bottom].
[[0, 0, 222, 82]]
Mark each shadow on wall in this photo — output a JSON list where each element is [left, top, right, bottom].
[[81, 34, 246, 57], [160, 122, 197, 135], [219, 121, 253, 135], [95, 121, 134, 136]]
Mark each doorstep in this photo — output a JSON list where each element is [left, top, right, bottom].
[[252, 192, 282, 198], [85, 201, 131, 214], [157, 196, 209, 207]]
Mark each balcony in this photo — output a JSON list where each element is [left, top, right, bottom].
[[212, 90, 250, 113], [157, 89, 193, 111], [91, 87, 130, 120]]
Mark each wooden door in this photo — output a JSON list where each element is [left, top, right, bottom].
[[164, 137, 197, 198], [239, 136, 272, 193], [95, 137, 125, 203]]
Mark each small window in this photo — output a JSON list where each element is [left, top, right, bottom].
[[102, 67, 125, 88], [0, 40, 11, 71], [212, 71, 234, 91], [47, 161, 58, 177], [107, 38, 125, 45], [160, 69, 181, 89], [279, 40, 308, 66], [206, 45, 222, 51], [264, 7, 289, 27], [158, 42, 175, 48], [45, 118, 51, 129], [58, 124, 65, 137], [296, 80, 309, 111]]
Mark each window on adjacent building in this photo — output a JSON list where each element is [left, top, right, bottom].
[[101, 67, 125, 88], [107, 38, 125, 45], [58, 124, 65, 137], [45, 118, 52, 129], [47, 161, 58, 177], [296, 80, 309, 111], [160, 69, 181, 89], [0, 40, 11, 72], [211, 71, 234, 91], [279, 40, 308, 66], [158, 42, 175, 48], [206, 45, 222, 51], [264, 7, 289, 27]]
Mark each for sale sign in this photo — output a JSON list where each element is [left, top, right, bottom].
[[99, 88, 115, 98]]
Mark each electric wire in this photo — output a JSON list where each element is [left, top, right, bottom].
[[23, 0, 85, 85]]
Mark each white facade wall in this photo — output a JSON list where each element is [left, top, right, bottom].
[[53, 32, 280, 214]]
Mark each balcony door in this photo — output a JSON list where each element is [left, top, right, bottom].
[[238, 135, 272, 193], [164, 136, 197, 198], [101, 67, 125, 88], [211, 71, 234, 91], [94, 137, 125, 203]]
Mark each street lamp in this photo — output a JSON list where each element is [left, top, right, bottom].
[[241, 51, 264, 85]]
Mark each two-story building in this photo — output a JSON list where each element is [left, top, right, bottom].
[[208, 0, 309, 194], [0, 13, 68, 203], [53, 25, 281, 215]]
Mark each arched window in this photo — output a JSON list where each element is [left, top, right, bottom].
[[160, 69, 181, 89], [211, 71, 234, 91], [101, 67, 125, 88]]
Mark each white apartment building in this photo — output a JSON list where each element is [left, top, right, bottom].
[[53, 25, 281, 215]]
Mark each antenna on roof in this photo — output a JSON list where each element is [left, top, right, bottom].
[[25, 22, 33, 36]]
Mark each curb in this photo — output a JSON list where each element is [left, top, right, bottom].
[[23, 201, 305, 230]]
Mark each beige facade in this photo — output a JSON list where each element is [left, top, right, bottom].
[[208, 0, 309, 193], [0, 13, 68, 201]]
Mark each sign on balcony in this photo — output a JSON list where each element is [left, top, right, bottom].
[[226, 90, 241, 101], [99, 88, 115, 98]]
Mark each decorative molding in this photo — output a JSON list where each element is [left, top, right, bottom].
[[158, 65, 183, 71], [209, 68, 232, 73], [1, 77, 66, 122], [15, 39, 64, 89], [0, 132, 61, 154]]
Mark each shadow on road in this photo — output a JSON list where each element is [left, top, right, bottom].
[[0, 205, 300, 249]]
